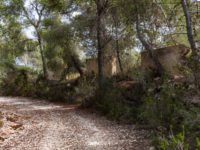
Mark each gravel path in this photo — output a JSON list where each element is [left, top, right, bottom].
[[0, 97, 153, 150]]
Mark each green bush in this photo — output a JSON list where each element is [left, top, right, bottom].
[[196, 137, 200, 149], [91, 78, 129, 121], [158, 125, 189, 150], [0, 68, 76, 103], [140, 84, 185, 128], [0, 69, 34, 96], [154, 126, 200, 150], [138, 78, 200, 149]]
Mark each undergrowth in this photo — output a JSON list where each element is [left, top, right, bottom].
[[83, 76, 200, 149], [1, 67, 200, 149], [0, 68, 75, 103]]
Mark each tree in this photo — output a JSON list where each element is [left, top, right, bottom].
[[43, 14, 83, 80], [20, 0, 48, 78], [74, 0, 111, 86], [72, 1, 97, 57], [94, 0, 110, 87], [110, 7, 124, 73], [134, 1, 165, 75], [181, 0, 199, 87], [0, 13, 38, 75], [154, 0, 177, 45], [117, 0, 165, 75]]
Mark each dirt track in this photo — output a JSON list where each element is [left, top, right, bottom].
[[0, 97, 153, 150]]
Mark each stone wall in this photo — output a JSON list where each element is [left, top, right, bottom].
[[141, 45, 190, 76], [86, 56, 117, 76]]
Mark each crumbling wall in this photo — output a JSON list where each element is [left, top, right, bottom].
[[141, 45, 190, 76], [86, 56, 117, 76]]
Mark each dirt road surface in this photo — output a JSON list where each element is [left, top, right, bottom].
[[0, 97, 153, 150]]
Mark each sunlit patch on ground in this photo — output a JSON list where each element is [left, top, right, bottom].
[[0, 96, 152, 150]]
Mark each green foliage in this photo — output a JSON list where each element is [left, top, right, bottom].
[[121, 50, 141, 77], [0, 68, 76, 103], [0, 1, 200, 149], [0, 66, 38, 96], [91, 78, 128, 121], [153, 125, 200, 150], [42, 0, 74, 13], [35, 81, 73, 102], [140, 84, 185, 128], [158, 126, 189, 150], [0, 17, 29, 61], [139, 79, 200, 130], [43, 14, 83, 76], [196, 137, 200, 149], [136, 78, 200, 149]]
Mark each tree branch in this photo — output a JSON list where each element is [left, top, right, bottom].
[[22, 6, 35, 27], [134, 2, 165, 75]]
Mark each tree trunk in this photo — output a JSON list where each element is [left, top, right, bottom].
[[37, 30, 48, 78], [96, 0, 104, 87], [135, 12, 165, 76], [181, 0, 199, 88], [59, 65, 71, 82], [114, 20, 123, 73], [71, 55, 83, 76], [115, 31, 123, 73]]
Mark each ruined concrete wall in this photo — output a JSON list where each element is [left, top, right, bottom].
[[47, 71, 61, 80], [86, 56, 117, 76], [86, 59, 98, 75], [141, 45, 190, 76]]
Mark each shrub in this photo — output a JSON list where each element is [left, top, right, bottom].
[[196, 137, 200, 149], [0, 68, 76, 103], [139, 77, 200, 149], [0, 69, 33, 96], [158, 125, 189, 150], [140, 84, 185, 128], [90, 78, 129, 120]]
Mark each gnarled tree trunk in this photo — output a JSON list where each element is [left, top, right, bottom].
[[135, 3, 165, 76], [181, 0, 199, 88], [71, 55, 83, 76]]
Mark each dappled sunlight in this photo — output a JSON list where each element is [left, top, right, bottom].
[[0, 97, 75, 112], [87, 141, 101, 146], [24, 105, 62, 111], [0, 97, 151, 150], [29, 105, 75, 111], [1, 0, 199, 149]]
